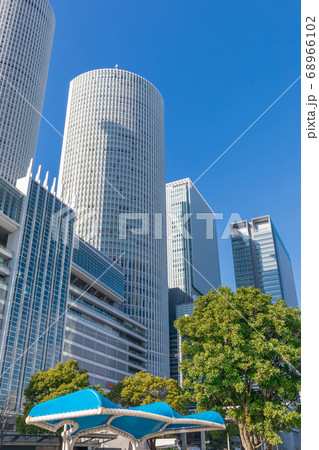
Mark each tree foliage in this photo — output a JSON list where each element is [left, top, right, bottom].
[[175, 287, 301, 450], [107, 371, 189, 414], [16, 359, 105, 448], [107, 371, 189, 450]]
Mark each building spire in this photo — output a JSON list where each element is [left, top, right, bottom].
[[26, 158, 34, 178], [35, 165, 42, 182], [51, 177, 57, 195], [43, 171, 49, 189]]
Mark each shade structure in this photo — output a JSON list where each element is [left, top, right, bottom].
[[26, 389, 225, 449]]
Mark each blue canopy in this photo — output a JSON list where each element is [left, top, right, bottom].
[[27, 389, 225, 449]]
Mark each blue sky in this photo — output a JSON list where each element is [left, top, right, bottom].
[[35, 0, 301, 302]]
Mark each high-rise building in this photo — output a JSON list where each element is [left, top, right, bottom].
[[0, 0, 55, 185], [230, 215, 298, 307], [166, 178, 221, 299], [58, 68, 169, 377], [0, 167, 149, 412], [168, 288, 193, 383], [63, 235, 147, 389], [166, 177, 221, 396], [0, 166, 74, 410]]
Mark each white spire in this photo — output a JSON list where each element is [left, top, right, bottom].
[[51, 177, 57, 195], [43, 171, 49, 189], [35, 165, 42, 182], [26, 158, 34, 178]]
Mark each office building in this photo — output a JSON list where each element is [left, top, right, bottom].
[[0, 165, 148, 412], [58, 68, 169, 377], [63, 235, 146, 389], [230, 215, 298, 307], [0, 165, 74, 410], [166, 178, 221, 299], [0, 0, 55, 185], [168, 288, 193, 383]]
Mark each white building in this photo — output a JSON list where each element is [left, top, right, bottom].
[[0, 0, 55, 185], [166, 178, 221, 298], [58, 68, 169, 377]]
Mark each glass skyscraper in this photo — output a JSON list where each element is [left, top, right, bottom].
[[0, 168, 74, 410], [166, 178, 221, 298], [64, 236, 147, 389], [166, 178, 221, 390], [168, 288, 193, 383], [231, 215, 298, 307], [0, 0, 55, 185], [58, 68, 169, 377], [0, 167, 149, 412]]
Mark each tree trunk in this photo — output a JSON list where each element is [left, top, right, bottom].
[[265, 443, 272, 450], [238, 424, 255, 450]]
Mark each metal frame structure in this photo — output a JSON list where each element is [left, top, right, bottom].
[[27, 403, 225, 450]]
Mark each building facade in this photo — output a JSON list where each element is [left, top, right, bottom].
[[63, 236, 146, 389], [166, 178, 221, 299], [0, 0, 55, 185], [230, 215, 298, 307], [58, 68, 169, 377], [0, 167, 74, 410], [168, 288, 193, 383], [0, 167, 148, 411]]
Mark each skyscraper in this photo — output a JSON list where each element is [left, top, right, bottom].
[[0, 167, 74, 410], [166, 179, 220, 449], [0, 166, 149, 412], [64, 235, 147, 389], [0, 0, 55, 185], [58, 68, 169, 377], [168, 287, 193, 383], [166, 178, 221, 298], [230, 215, 298, 307], [166, 178, 220, 391]]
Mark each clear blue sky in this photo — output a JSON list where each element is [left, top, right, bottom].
[[35, 0, 301, 302]]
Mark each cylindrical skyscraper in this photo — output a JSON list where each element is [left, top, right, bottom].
[[0, 0, 55, 185], [58, 68, 169, 377]]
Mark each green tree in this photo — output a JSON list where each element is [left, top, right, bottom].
[[107, 371, 189, 449], [175, 286, 301, 450], [16, 359, 105, 449]]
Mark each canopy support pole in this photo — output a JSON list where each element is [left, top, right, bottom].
[[61, 424, 76, 450], [62, 425, 68, 450], [201, 431, 206, 449]]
